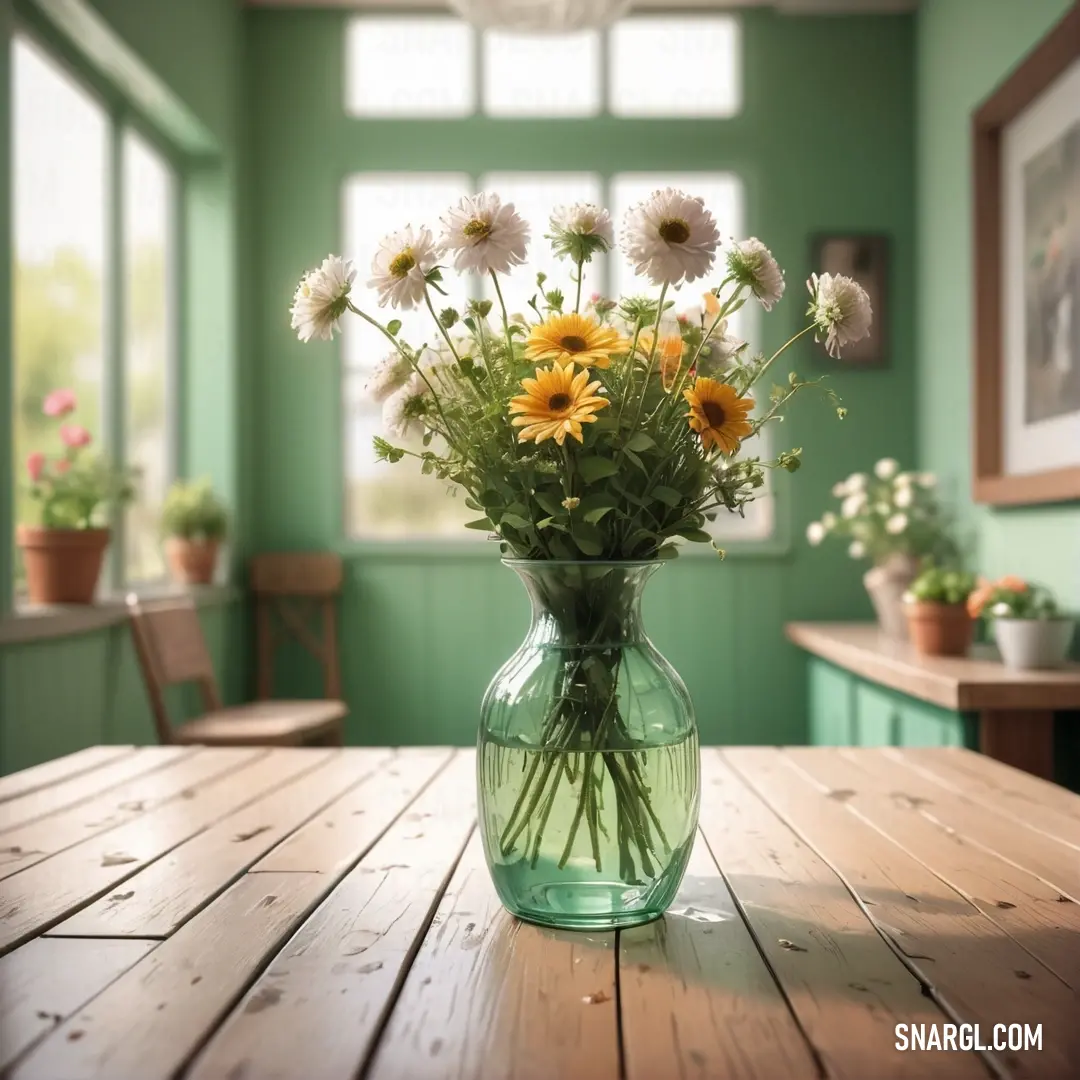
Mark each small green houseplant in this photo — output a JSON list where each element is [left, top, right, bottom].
[[969, 578, 1074, 670], [161, 478, 228, 585], [901, 564, 977, 657]]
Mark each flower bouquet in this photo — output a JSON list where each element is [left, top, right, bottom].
[[291, 187, 870, 928]]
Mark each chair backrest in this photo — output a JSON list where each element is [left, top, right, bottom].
[[127, 595, 223, 743], [249, 552, 343, 701]]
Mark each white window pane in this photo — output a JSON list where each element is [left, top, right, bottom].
[[12, 36, 107, 579], [345, 17, 475, 117], [343, 173, 471, 369], [480, 172, 604, 320], [610, 17, 740, 117], [124, 131, 175, 582], [483, 30, 600, 116]]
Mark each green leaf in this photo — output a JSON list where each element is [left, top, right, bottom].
[[625, 431, 655, 452], [533, 489, 565, 517], [465, 517, 494, 530], [677, 528, 713, 543], [387, 319, 402, 337], [500, 512, 532, 530], [536, 516, 555, 529], [583, 506, 615, 524], [578, 456, 620, 483], [651, 485, 682, 508], [571, 522, 604, 556], [656, 544, 681, 560]]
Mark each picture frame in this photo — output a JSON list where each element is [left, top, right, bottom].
[[809, 234, 889, 368], [972, 4, 1080, 506]]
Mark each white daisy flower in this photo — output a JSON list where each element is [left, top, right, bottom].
[[365, 350, 414, 404], [885, 512, 908, 535], [874, 457, 899, 480], [831, 480, 849, 498], [841, 492, 867, 519], [382, 373, 429, 440], [620, 188, 720, 287], [918, 472, 937, 487], [991, 601, 1013, 617], [893, 485, 914, 509], [846, 472, 868, 491], [726, 238, 785, 311], [848, 540, 867, 560], [894, 471, 915, 487], [290, 255, 356, 343], [806, 521, 826, 546], [367, 225, 439, 310], [821, 512, 837, 529], [806, 272, 873, 358], [548, 203, 614, 263], [440, 192, 530, 276]]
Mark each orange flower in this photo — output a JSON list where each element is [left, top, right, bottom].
[[683, 377, 754, 454], [967, 578, 994, 618], [996, 575, 1027, 593], [508, 363, 610, 446]]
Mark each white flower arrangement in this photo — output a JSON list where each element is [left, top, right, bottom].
[[806, 458, 953, 564]]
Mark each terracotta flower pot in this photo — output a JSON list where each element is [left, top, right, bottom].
[[16, 525, 110, 605], [904, 601, 974, 657], [863, 553, 919, 640], [165, 537, 220, 585]]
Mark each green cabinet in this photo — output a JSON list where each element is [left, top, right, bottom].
[[807, 658, 975, 749]]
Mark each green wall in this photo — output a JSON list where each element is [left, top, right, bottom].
[[916, 0, 1080, 609], [248, 9, 918, 747], [0, 0, 249, 772]]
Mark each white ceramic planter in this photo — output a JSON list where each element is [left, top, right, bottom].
[[993, 618, 1075, 670]]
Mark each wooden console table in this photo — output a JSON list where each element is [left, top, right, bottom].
[[787, 621, 1080, 780]]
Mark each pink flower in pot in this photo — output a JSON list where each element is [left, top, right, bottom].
[[26, 451, 46, 483], [60, 424, 92, 449], [43, 389, 77, 417]]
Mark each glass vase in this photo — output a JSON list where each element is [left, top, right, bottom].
[[477, 559, 699, 931]]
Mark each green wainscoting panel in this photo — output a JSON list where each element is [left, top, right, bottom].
[[0, 600, 246, 774], [808, 658, 854, 746], [854, 682, 898, 747], [897, 696, 971, 748]]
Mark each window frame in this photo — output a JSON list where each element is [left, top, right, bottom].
[[9, 26, 184, 600]]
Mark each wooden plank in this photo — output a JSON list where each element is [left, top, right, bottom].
[[251, 746, 453, 873], [185, 751, 477, 1080], [0, 748, 267, 881], [0, 746, 136, 804], [0, 937, 156, 1072], [619, 834, 819, 1080], [0, 747, 190, 834], [366, 831, 619, 1080], [51, 750, 395, 938], [785, 622, 1080, 711], [698, 751, 984, 1080], [0, 749, 323, 955], [900, 748, 1080, 850], [14, 751, 474, 1080], [785, 747, 1080, 990], [725, 747, 1080, 1079]]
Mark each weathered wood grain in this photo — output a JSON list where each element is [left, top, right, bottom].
[[185, 751, 477, 1080], [250, 746, 453, 874], [726, 747, 1080, 1079], [0, 936, 156, 1072], [366, 831, 619, 1080], [0, 747, 136, 804], [0, 748, 266, 881], [899, 749, 1080, 851], [0, 747, 190, 834], [48, 750, 389, 938], [619, 834, 820, 1080], [699, 751, 986, 1080], [0, 749, 319, 955], [786, 748, 1080, 990]]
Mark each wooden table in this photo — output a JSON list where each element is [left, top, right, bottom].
[[1, 745, 1079, 1079], [787, 622, 1080, 780]]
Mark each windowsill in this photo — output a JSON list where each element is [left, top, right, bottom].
[[0, 583, 240, 646]]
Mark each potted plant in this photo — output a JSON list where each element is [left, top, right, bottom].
[[17, 389, 135, 605], [969, 578, 1075, 670], [901, 564, 977, 657], [160, 478, 228, 585], [806, 458, 955, 639]]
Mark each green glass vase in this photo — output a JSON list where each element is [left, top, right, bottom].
[[477, 559, 699, 931]]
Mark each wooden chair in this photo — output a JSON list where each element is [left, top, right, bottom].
[[250, 552, 343, 702], [127, 595, 346, 747]]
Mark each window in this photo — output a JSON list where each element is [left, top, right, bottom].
[[11, 35, 178, 589], [483, 30, 600, 117]]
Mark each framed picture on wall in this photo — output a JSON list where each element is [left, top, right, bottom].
[[809, 234, 889, 368], [972, 4, 1080, 506]]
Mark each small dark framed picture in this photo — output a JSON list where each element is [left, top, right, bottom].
[[810, 234, 890, 367]]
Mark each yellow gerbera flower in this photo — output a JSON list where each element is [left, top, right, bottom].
[[509, 363, 610, 446], [524, 312, 627, 369], [683, 377, 754, 454], [637, 329, 685, 391]]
